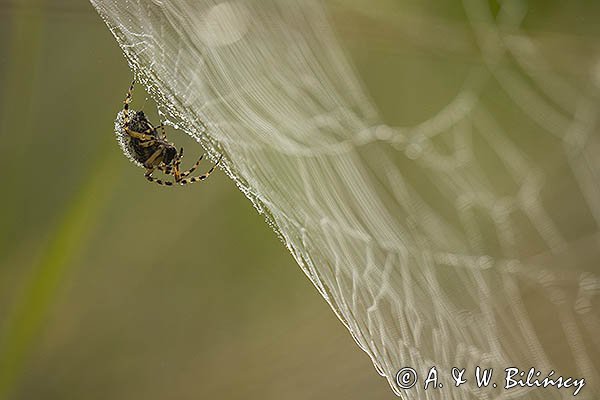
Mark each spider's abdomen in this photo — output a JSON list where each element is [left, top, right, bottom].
[[115, 109, 177, 168], [115, 110, 148, 167]]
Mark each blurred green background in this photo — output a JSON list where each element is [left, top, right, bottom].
[[0, 1, 393, 399], [1, 0, 599, 399]]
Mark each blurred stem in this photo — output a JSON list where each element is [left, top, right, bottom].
[[0, 0, 44, 261], [0, 150, 119, 399]]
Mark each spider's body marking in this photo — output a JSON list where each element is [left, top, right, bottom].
[[116, 80, 222, 186]]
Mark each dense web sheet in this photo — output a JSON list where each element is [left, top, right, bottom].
[[90, 0, 600, 398]]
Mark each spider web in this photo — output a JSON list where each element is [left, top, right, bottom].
[[89, 0, 600, 398]]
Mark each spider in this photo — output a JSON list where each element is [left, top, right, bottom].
[[118, 80, 222, 186]]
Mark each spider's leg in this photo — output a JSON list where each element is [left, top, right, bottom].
[[143, 147, 165, 169], [180, 152, 204, 178], [125, 127, 155, 141], [139, 139, 157, 148], [123, 80, 134, 111], [144, 168, 175, 187], [122, 80, 135, 126], [159, 164, 173, 175], [178, 155, 222, 185], [158, 123, 167, 140], [173, 148, 184, 182], [124, 79, 135, 109], [141, 125, 159, 136]]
